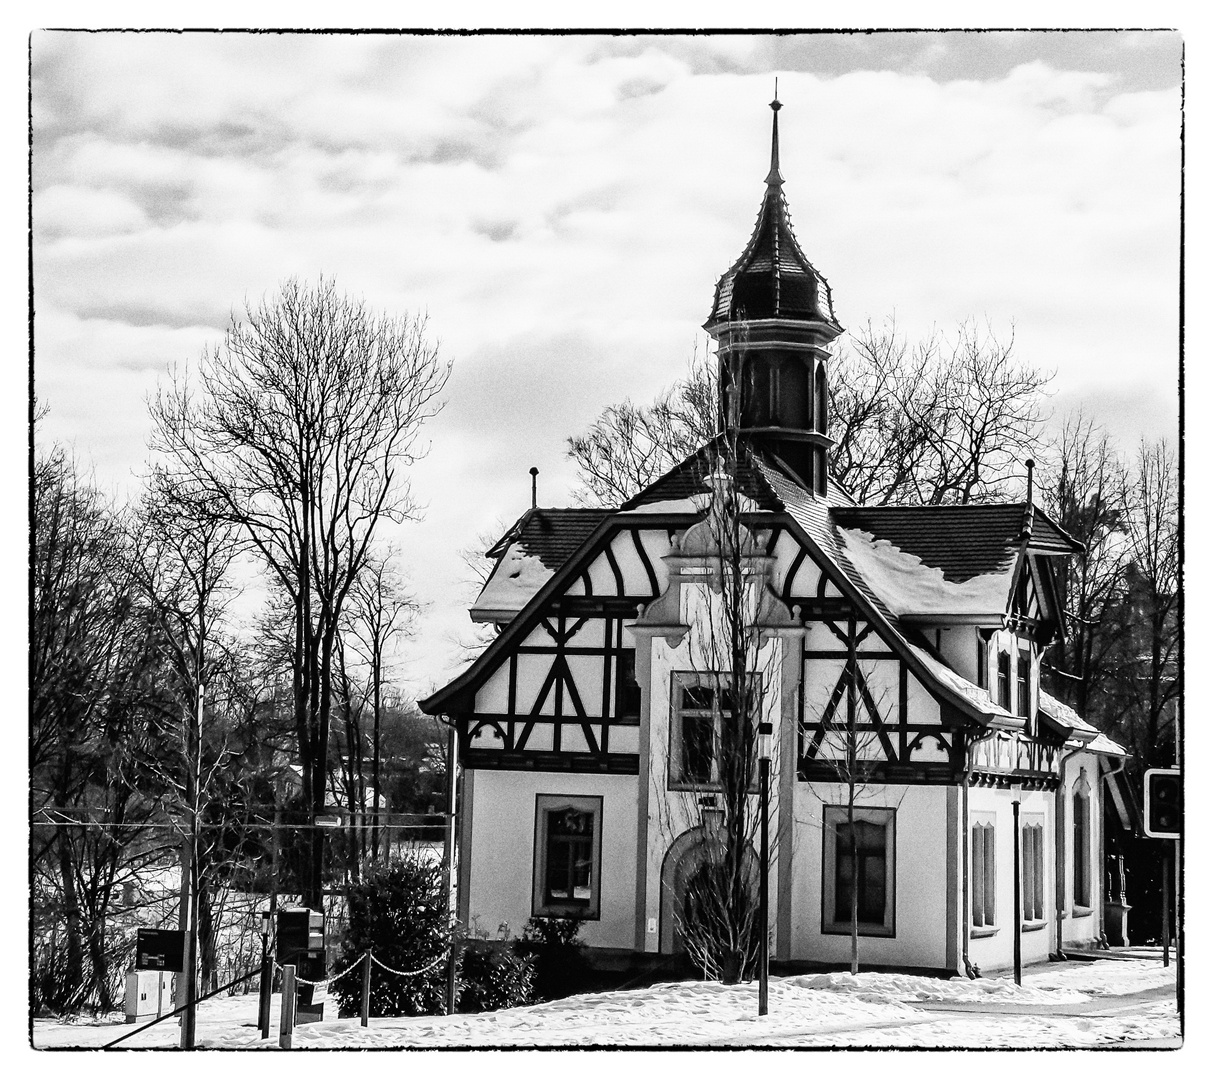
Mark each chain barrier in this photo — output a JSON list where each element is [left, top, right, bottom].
[[271, 947, 450, 985], [370, 951, 449, 979]]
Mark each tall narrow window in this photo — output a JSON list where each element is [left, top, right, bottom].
[[971, 819, 996, 929], [822, 806, 895, 937], [997, 652, 1011, 712], [533, 794, 602, 919], [1017, 650, 1031, 721], [976, 637, 989, 690], [616, 647, 642, 719], [1073, 784, 1091, 909], [1021, 821, 1045, 923]]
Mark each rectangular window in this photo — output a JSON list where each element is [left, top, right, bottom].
[[616, 648, 642, 719], [971, 820, 996, 929], [1016, 650, 1031, 721], [976, 637, 989, 690], [532, 794, 602, 919], [997, 652, 1011, 712], [1021, 821, 1045, 923], [1073, 789, 1091, 910], [822, 806, 895, 937], [669, 674, 757, 790]]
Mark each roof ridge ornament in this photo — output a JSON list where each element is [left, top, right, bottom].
[[765, 80, 784, 187]]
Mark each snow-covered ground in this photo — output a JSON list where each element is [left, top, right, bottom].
[[31, 957, 1179, 1050]]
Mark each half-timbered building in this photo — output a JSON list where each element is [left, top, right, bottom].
[[420, 97, 1128, 977]]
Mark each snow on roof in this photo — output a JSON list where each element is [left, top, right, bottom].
[[836, 524, 1012, 619], [903, 641, 1018, 725], [1038, 689, 1100, 737], [470, 544, 554, 620]]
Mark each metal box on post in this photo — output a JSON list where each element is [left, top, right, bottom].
[[276, 907, 327, 1023]]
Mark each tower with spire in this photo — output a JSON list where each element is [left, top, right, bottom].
[[705, 93, 843, 497]]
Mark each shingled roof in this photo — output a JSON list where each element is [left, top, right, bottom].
[[486, 507, 609, 571], [620, 438, 786, 513], [831, 505, 1082, 583], [706, 98, 840, 329]]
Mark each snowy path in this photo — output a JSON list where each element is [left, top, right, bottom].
[[31, 957, 1180, 1050]]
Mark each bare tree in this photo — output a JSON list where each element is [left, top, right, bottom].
[[830, 319, 1051, 505], [567, 348, 717, 506], [345, 549, 418, 861], [801, 631, 902, 975], [644, 344, 797, 985], [1110, 440, 1180, 767], [31, 443, 165, 1011], [1038, 411, 1127, 718], [567, 319, 1050, 509], [150, 277, 449, 908]]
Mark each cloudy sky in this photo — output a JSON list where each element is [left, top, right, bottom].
[[31, 30, 1182, 700]]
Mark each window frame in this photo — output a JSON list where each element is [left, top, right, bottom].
[[996, 651, 1012, 712], [821, 805, 896, 938], [532, 794, 604, 920], [1072, 777, 1092, 913], [970, 814, 997, 935], [1021, 817, 1046, 927], [668, 671, 759, 792]]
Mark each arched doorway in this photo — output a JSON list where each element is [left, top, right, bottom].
[[658, 825, 760, 958]]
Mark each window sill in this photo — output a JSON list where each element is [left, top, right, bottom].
[[822, 924, 895, 939], [1071, 906, 1093, 918], [970, 926, 999, 939], [1021, 920, 1047, 933], [534, 907, 600, 922]]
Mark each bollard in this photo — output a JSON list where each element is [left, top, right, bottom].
[[258, 944, 272, 1040], [279, 965, 296, 1049], [360, 952, 371, 1027]]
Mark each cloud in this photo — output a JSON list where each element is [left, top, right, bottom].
[[30, 31, 1182, 695]]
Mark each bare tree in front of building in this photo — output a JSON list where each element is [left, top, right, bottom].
[[150, 277, 450, 909]]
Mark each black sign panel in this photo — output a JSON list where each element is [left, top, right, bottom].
[[136, 928, 186, 971]]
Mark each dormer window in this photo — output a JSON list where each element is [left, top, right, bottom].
[[996, 651, 1011, 712], [1017, 649, 1032, 727]]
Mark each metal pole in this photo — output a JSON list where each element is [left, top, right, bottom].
[[1012, 799, 1022, 986], [258, 928, 271, 1039], [279, 965, 296, 1049], [443, 722, 459, 1015], [178, 684, 204, 1048], [758, 754, 770, 1016], [360, 951, 372, 1027], [1161, 845, 1170, 968]]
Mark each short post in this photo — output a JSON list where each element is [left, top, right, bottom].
[[279, 965, 296, 1050], [360, 952, 372, 1027], [258, 910, 272, 1039]]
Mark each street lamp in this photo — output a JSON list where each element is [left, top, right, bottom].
[[757, 720, 773, 1017], [258, 909, 272, 1039]]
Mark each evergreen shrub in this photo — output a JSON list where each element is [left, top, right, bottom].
[[333, 853, 452, 1017]]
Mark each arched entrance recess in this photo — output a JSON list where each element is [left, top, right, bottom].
[[658, 824, 760, 955]]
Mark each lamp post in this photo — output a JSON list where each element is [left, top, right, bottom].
[[258, 909, 272, 1039], [757, 720, 773, 1017]]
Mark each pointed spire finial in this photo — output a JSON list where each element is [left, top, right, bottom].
[[766, 80, 783, 187]]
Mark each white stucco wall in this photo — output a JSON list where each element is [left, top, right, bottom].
[[464, 769, 638, 949], [789, 783, 950, 969], [967, 784, 1056, 973]]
